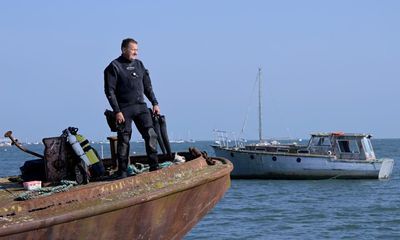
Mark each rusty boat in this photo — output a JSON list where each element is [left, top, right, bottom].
[[0, 133, 233, 240]]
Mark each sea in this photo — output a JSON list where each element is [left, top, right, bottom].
[[0, 139, 399, 239]]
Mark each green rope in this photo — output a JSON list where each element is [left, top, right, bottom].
[[160, 161, 173, 168], [127, 161, 173, 176], [15, 180, 78, 201]]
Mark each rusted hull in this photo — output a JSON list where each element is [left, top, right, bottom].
[[0, 157, 232, 239]]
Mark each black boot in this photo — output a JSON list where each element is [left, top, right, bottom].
[[117, 131, 131, 179], [145, 128, 160, 172]]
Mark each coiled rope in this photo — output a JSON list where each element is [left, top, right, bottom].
[[15, 180, 78, 201]]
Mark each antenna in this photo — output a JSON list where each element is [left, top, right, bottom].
[[240, 71, 259, 137], [258, 67, 263, 142]]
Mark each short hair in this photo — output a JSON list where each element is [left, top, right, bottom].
[[121, 38, 138, 51]]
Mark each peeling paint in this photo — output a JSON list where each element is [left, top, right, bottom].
[[0, 156, 233, 239]]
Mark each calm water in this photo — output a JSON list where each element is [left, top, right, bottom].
[[0, 139, 399, 239]]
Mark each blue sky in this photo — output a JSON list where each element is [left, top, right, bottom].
[[1, 1, 399, 142]]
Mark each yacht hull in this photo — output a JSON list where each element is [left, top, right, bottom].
[[213, 146, 393, 179]]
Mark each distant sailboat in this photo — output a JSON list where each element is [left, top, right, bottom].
[[169, 133, 184, 144], [186, 131, 196, 143], [170, 139, 185, 144]]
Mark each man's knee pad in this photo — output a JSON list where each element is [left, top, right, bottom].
[[145, 128, 158, 151]]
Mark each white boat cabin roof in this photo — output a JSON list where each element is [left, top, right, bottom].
[[310, 132, 372, 138]]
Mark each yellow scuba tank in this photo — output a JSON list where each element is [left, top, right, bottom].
[[75, 134, 100, 165], [64, 127, 105, 178], [75, 133, 105, 177]]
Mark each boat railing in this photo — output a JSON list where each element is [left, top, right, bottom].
[[213, 130, 246, 148]]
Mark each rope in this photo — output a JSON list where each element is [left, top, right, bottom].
[[127, 161, 173, 176], [16, 161, 176, 200], [15, 180, 78, 201]]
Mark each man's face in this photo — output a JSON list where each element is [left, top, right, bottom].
[[122, 42, 138, 60]]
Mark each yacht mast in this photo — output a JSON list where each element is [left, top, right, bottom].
[[258, 67, 263, 142]]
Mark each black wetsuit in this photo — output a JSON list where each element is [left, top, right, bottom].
[[104, 56, 159, 175]]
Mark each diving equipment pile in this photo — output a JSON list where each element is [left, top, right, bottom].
[[62, 127, 105, 183]]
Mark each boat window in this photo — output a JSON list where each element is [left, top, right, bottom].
[[277, 149, 289, 153], [337, 140, 360, 153], [361, 138, 374, 154], [310, 137, 331, 147], [297, 149, 309, 154]]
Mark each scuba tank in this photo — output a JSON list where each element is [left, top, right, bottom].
[[63, 128, 90, 184], [64, 128, 91, 166], [63, 127, 105, 183], [74, 133, 105, 177]]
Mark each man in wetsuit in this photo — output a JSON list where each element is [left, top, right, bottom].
[[104, 38, 160, 178]]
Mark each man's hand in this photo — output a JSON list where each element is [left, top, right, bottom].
[[153, 105, 161, 115], [116, 112, 125, 124]]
